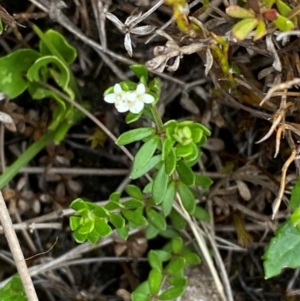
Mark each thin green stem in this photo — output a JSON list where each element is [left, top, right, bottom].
[[0, 130, 55, 189], [151, 106, 164, 134]]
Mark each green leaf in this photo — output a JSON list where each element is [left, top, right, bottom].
[[273, 14, 294, 31], [158, 286, 185, 300], [155, 250, 172, 262], [165, 257, 186, 275], [146, 208, 167, 230], [73, 231, 88, 243], [70, 198, 89, 210], [109, 212, 125, 229], [131, 155, 162, 179], [133, 135, 160, 171], [131, 292, 151, 301], [0, 19, 3, 35], [125, 185, 143, 199], [170, 209, 186, 231], [130, 64, 148, 83], [276, 0, 292, 16], [94, 217, 112, 237], [105, 201, 123, 211], [177, 182, 196, 214], [165, 148, 177, 176], [92, 206, 110, 218], [87, 228, 101, 244], [171, 236, 183, 254], [148, 250, 163, 271], [195, 175, 213, 190], [162, 138, 175, 160], [116, 127, 156, 146], [149, 268, 163, 295], [192, 205, 210, 222], [182, 250, 201, 265], [231, 18, 258, 40], [176, 143, 194, 158], [117, 227, 129, 240], [289, 179, 300, 210], [0, 49, 40, 98], [70, 216, 80, 231], [123, 199, 144, 208], [226, 6, 255, 18], [152, 163, 169, 205], [122, 209, 148, 226], [148, 77, 161, 94], [109, 191, 121, 203], [125, 111, 143, 124], [162, 181, 176, 216], [167, 277, 187, 287], [176, 160, 195, 186], [145, 224, 160, 239], [27, 55, 70, 89], [263, 220, 300, 278], [253, 19, 267, 40], [38, 29, 77, 65]]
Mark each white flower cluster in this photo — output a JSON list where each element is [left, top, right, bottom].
[[104, 83, 155, 114]]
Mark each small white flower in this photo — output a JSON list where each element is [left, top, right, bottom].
[[104, 83, 155, 114], [104, 83, 126, 104]]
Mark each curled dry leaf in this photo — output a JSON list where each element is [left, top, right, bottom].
[[0, 111, 17, 131]]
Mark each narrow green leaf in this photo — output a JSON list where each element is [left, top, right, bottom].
[[165, 148, 177, 176], [162, 181, 176, 216], [122, 209, 148, 226], [176, 160, 195, 186], [105, 200, 123, 211], [125, 111, 143, 124], [232, 18, 258, 40], [116, 127, 155, 146], [162, 138, 175, 160], [177, 181, 196, 213], [131, 155, 162, 179], [263, 220, 300, 278], [87, 228, 101, 244], [167, 277, 187, 287], [146, 208, 167, 230], [290, 179, 300, 210], [133, 135, 160, 171], [148, 250, 163, 271], [125, 184, 143, 199], [158, 286, 185, 300], [149, 268, 163, 295], [152, 163, 169, 204], [226, 6, 255, 18]]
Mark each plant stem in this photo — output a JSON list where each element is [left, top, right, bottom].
[[0, 190, 39, 301], [0, 130, 55, 189], [151, 106, 164, 134]]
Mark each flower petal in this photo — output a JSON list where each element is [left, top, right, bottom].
[[114, 83, 123, 94], [104, 94, 117, 103], [126, 91, 137, 102], [136, 83, 146, 94], [129, 100, 144, 114], [142, 93, 155, 104], [115, 100, 129, 113]]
